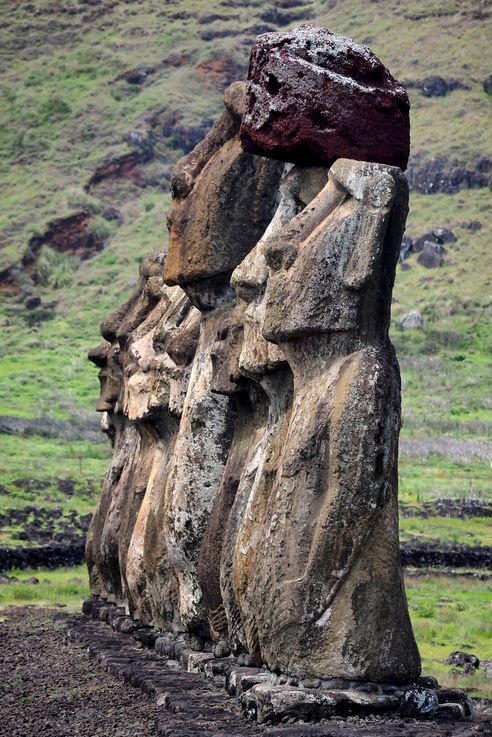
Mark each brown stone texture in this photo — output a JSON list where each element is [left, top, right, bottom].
[[87, 30, 422, 699], [240, 25, 410, 169], [238, 159, 420, 683], [164, 82, 283, 289], [88, 156, 420, 680]]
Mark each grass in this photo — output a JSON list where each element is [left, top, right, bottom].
[[400, 516, 492, 547], [398, 456, 491, 504], [406, 574, 492, 698], [0, 564, 89, 612], [0, 435, 110, 493]]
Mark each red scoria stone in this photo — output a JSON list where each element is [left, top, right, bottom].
[[240, 25, 410, 170]]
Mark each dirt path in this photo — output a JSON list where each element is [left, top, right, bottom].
[[0, 608, 161, 737]]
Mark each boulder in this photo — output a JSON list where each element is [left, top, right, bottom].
[[480, 658, 492, 678], [400, 235, 413, 261], [461, 219, 482, 231], [241, 683, 401, 723], [432, 227, 457, 244], [446, 651, 480, 669], [483, 75, 492, 96], [398, 311, 423, 330], [420, 75, 448, 97], [240, 25, 410, 169], [399, 687, 439, 717], [417, 241, 444, 268]]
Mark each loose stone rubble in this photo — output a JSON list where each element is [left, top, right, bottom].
[[85, 25, 471, 724]]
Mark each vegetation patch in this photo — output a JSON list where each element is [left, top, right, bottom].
[[406, 573, 492, 699], [0, 564, 89, 613]]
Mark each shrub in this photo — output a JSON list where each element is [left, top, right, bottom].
[[36, 247, 78, 289], [66, 190, 102, 215], [38, 97, 72, 123], [86, 216, 110, 240]]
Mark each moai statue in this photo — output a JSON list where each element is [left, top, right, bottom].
[[224, 165, 328, 658], [161, 81, 283, 634], [241, 159, 421, 684], [124, 289, 200, 627], [220, 25, 418, 684], [196, 300, 269, 644], [86, 340, 121, 598], [86, 252, 168, 603]]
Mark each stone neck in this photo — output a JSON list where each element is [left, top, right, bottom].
[[259, 366, 293, 424], [278, 332, 379, 384]]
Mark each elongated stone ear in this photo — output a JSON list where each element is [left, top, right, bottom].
[[342, 171, 396, 290]]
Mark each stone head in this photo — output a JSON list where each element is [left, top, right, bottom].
[[210, 302, 247, 395], [231, 165, 328, 378], [100, 251, 167, 352], [163, 82, 283, 310], [261, 159, 408, 344], [151, 293, 200, 417], [123, 287, 200, 422], [88, 341, 121, 413]]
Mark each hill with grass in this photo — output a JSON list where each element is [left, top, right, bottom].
[[0, 0, 490, 540]]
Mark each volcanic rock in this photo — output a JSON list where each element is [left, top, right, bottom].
[[240, 25, 410, 169], [417, 241, 444, 268], [446, 651, 480, 669], [398, 310, 423, 330]]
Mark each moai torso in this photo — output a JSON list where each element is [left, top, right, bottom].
[[223, 166, 327, 658], [87, 252, 168, 603]]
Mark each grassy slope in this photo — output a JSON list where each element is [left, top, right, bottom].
[[0, 0, 490, 546]]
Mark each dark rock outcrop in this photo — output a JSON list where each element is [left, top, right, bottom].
[[404, 76, 469, 97], [483, 75, 492, 96], [408, 155, 492, 194], [417, 241, 445, 268], [86, 151, 152, 189]]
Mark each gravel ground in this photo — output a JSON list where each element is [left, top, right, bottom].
[[0, 607, 161, 737]]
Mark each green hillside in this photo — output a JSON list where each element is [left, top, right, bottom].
[[0, 0, 490, 538]]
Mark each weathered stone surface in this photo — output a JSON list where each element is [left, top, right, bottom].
[[241, 683, 401, 723], [240, 25, 410, 169], [399, 687, 439, 717], [225, 167, 326, 660], [124, 290, 200, 627], [164, 81, 282, 289], [446, 651, 480, 669], [230, 159, 420, 684], [86, 29, 429, 718]]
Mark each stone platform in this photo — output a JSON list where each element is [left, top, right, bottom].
[[66, 598, 483, 736]]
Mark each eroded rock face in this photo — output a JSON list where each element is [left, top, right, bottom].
[[240, 25, 410, 169]]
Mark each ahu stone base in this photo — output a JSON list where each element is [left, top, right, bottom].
[[79, 597, 474, 728]]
